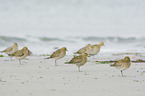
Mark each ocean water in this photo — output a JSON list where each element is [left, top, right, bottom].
[[0, 0, 145, 55]]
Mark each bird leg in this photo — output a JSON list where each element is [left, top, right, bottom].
[[10, 57, 12, 61], [55, 60, 57, 66], [121, 70, 123, 77], [78, 66, 80, 72], [19, 59, 22, 65]]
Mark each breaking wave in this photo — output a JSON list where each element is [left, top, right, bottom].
[[81, 36, 145, 43], [0, 35, 144, 55], [0, 35, 144, 46], [0, 36, 27, 46]]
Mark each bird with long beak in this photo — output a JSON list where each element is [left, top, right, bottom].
[[110, 56, 131, 77], [46, 47, 68, 66], [65, 53, 88, 72]]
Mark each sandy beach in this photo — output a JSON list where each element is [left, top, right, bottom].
[[0, 55, 145, 96], [0, 0, 145, 96]]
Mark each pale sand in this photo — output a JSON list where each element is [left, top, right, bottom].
[[0, 56, 145, 96]]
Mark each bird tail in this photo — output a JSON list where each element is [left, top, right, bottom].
[[110, 64, 115, 67], [89, 54, 95, 56], [45, 57, 51, 59], [8, 54, 14, 56], [74, 52, 77, 54], [65, 62, 72, 64], [0, 51, 3, 53], [28, 50, 32, 56]]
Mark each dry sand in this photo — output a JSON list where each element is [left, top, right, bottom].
[[0, 55, 145, 96]]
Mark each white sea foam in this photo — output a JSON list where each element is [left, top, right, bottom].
[[0, 35, 144, 55]]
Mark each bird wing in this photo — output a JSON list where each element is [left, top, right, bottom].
[[50, 49, 61, 58], [69, 55, 82, 64], [92, 45, 99, 48], [113, 59, 124, 67], [76, 47, 86, 54], [11, 50, 24, 57], [2, 47, 12, 52]]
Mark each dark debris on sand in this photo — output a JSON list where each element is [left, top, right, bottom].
[[96, 59, 145, 64], [113, 53, 145, 57]]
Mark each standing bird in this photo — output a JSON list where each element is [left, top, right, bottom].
[[1, 43, 18, 60], [74, 44, 91, 55], [110, 56, 131, 77], [10, 47, 29, 64], [1, 43, 18, 55], [46, 47, 68, 66], [90, 41, 104, 56], [65, 53, 88, 72]]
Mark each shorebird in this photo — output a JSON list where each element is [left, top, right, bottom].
[[1, 43, 18, 55], [46, 47, 68, 66], [90, 41, 104, 56], [65, 53, 88, 72], [110, 56, 131, 76], [1, 43, 18, 60], [10, 47, 29, 64], [74, 44, 91, 55]]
